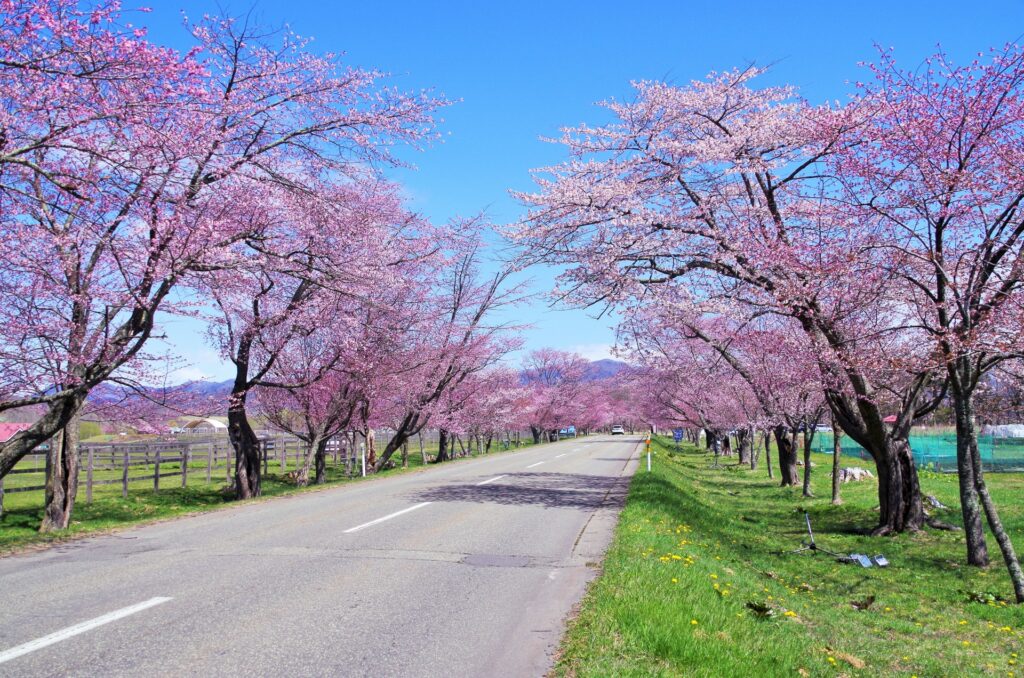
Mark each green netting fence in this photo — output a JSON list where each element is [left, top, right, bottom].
[[813, 430, 1024, 473]]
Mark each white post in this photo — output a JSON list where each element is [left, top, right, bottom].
[[361, 441, 366, 478], [646, 434, 652, 472]]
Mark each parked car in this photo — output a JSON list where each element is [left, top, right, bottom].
[[611, 425, 625, 435]]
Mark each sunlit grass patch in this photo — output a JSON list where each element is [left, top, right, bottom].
[[555, 436, 1024, 677]]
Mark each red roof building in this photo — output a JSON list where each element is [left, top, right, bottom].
[[0, 423, 30, 443]]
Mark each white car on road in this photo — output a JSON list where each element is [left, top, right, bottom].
[[611, 425, 625, 435]]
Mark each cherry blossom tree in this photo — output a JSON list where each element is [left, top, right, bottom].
[[371, 244, 524, 470], [513, 66, 943, 535], [835, 45, 1024, 596], [0, 2, 211, 530], [0, 3, 444, 526], [520, 349, 589, 443]]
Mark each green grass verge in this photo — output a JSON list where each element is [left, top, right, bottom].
[[555, 437, 1024, 677], [0, 437, 543, 553]]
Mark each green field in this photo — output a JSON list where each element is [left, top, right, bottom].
[[0, 437, 539, 552], [556, 437, 1024, 677]]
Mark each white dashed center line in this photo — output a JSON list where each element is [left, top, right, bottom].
[[343, 502, 432, 533], [0, 597, 173, 665]]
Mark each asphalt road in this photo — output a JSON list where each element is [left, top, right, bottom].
[[0, 434, 641, 677]]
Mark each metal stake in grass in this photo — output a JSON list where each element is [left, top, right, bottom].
[[783, 511, 850, 562]]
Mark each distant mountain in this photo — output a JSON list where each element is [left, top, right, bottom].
[[92, 359, 627, 408], [179, 379, 234, 398], [582, 359, 628, 381], [90, 379, 233, 403]]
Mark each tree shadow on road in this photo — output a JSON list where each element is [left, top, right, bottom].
[[411, 472, 631, 510]]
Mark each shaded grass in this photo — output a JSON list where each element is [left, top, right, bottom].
[[0, 437, 543, 553], [555, 437, 1024, 677]]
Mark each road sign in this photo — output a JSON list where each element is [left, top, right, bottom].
[[672, 429, 684, 443]]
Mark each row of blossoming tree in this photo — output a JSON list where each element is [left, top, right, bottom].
[[512, 48, 1024, 601], [0, 2, 637, 533]]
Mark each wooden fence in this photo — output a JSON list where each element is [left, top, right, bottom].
[[0, 428, 537, 514]]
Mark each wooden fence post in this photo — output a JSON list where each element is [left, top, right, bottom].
[[154, 448, 161, 492], [225, 442, 232, 481], [181, 446, 189, 488], [279, 440, 286, 472], [262, 439, 268, 477], [122, 449, 129, 498], [0, 475, 5, 518], [86, 446, 94, 503], [206, 442, 213, 483]]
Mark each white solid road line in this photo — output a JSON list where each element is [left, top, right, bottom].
[[526, 461, 545, 468], [476, 475, 506, 486], [343, 502, 432, 534], [0, 597, 172, 665], [554, 453, 566, 458]]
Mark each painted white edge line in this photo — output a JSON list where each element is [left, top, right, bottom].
[[476, 475, 506, 486], [554, 453, 566, 459], [343, 502, 432, 534], [526, 461, 545, 468], [0, 597, 173, 665]]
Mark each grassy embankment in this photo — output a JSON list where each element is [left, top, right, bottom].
[[556, 436, 1024, 677], [0, 437, 542, 553]]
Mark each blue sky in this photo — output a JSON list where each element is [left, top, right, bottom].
[[142, 0, 1024, 382]]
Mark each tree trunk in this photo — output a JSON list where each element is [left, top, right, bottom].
[[736, 428, 751, 465], [773, 425, 798, 486], [970, 433, 1024, 602], [365, 429, 377, 471], [40, 414, 81, 533], [801, 428, 813, 497], [295, 440, 315, 487], [871, 437, 924, 535], [831, 413, 842, 505], [373, 410, 422, 471], [764, 430, 773, 479], [419, 432, 426, 465], [748, 427, 758, 470], [957, 391, 1023, 599], [228, 397, 261, 499], [401, 441, 409, 468], [434, 428, 451, 463], [227, 340, 261, 499], [530, 426, 542, 445], [314, 438, 327, 485], [950, 385, 990, 566]]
